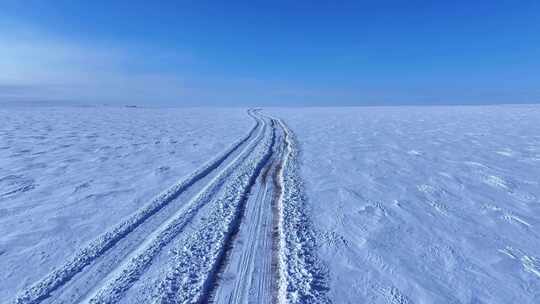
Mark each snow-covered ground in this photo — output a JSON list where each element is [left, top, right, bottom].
[[271, 105, 540, 303], [1, 105, 540, 303]]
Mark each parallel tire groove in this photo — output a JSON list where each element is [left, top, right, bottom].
[[152, 117, 276, 304], [84, 112, 269, 303], [14, 109, 262, 304], [14, 110, 333, 304]]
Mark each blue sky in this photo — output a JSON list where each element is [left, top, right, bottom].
[[1, 1, 539, 106]]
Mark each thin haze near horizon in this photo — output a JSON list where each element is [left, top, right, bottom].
[[1, 1, 539, 107]]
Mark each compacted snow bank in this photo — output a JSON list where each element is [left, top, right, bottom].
[[270, 105, 540, 303], [0, 106, 251, 302]]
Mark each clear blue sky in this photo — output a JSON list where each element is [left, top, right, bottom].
[[1, 1, 539, 106]]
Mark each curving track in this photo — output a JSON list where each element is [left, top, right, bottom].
[[13, 110, 329, 304]]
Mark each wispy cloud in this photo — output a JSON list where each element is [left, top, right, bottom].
[[0, 26, 198, 105], [0, 26, 326, 106], [0, 27, 342, 106]]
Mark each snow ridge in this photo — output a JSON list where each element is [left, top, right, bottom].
[[14, 110, 261, 304], [276, 119, 330, 304], [152, 117, 276, 304]]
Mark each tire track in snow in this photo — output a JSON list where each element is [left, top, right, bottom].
[[206, 118, 285, 304], [151, 117, 276, 304], [148, 114, 331, 304], [82, 113, 270, 304], [13, 110, 263, 304], [14, 110, 332, 304]]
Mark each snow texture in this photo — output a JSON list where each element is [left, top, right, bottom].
[[270, 105, 540, 303], [2, 104, 540, 304]]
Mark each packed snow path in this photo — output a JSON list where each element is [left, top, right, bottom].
[[12, 110, 328, 304]]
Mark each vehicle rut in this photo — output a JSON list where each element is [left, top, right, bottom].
[[81, 113, 269, 304], [205, 119, 285, 304], [13, 110, 331, 304], [14, 110, 264, 304], [151, 116, 276, 304]]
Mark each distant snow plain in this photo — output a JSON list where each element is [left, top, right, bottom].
[[1, 105, 539, 303]]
